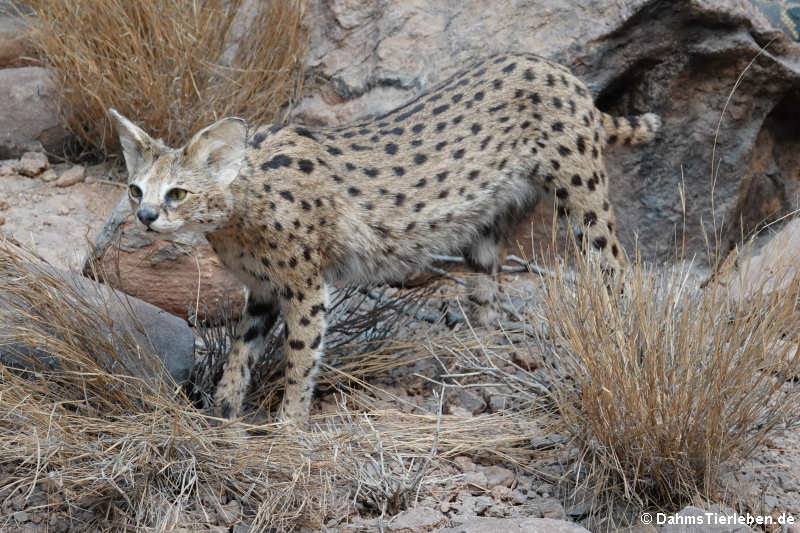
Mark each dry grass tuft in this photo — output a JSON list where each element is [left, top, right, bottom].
[[535, 252, 800, 510], [0, 239, 538, 530], [20, 0, 307, 155]]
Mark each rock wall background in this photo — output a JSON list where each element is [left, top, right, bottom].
[[297, 0, 800, 267]]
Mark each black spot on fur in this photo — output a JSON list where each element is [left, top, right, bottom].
[[262, 154, 292, 170], [583, 211, 597, 226], [571, 174, 582, 186], [393, 166, 406, 176], [395, 192, 406, 206], [289, 339, 305, 350], [297, 159, 314, 174], [310, 335, 322, 350], [414, 153, 428, 165], [326, 145, 342, 156], [502, 62, 516, 73], [556, 187, 568, 199], [412, 124, 425, 134], [452, 149, 465, 160], [295, 127, 316, 140], [471, 123, 482, 134], [436, 171, 449, 182], [552, 122, 564, 132], [364, 167, 380, 177], [593, 237, 607, 250], [348, 187, 361, 196]]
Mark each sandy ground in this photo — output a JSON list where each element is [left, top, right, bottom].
[[0, 162, 122, 271]]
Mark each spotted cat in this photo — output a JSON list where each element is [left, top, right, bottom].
[[110, 52, 660, 423]]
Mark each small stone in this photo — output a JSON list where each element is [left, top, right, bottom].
[[462, 471, 488, 494], [13, 510, 29, 522], [55, 165, 86, 187], [16, 152, 49, 177], [454, 456, 476, 473], [387, 506, 447, 532], [0, 163, 16, 177], [449, 405, 473, 417], [39, 169, 58, 182], [478, 465, 514, 488], [490, 485, 512, 500]]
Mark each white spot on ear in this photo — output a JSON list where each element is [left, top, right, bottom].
[[184, 117, 247, 186]]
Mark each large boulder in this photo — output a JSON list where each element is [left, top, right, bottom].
[[298, 0, 800, 267], [0, 252, 195, 385], [0, 66, 70, 158]]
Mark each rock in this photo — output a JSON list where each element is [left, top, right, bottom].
[[440, 517, 591, 533], [83, 194, 245, 320], [300, 0, 800, 268], [0, 255, 194, 385], [0, 67, 70, 158], [387, 506, 447, 532], [15, 151, 48, 177], [54, 165, 85, 187], [38, 168, 57, 182], [478, 465, 515, 488], [447, 388, 486, 415], [659, 506, 757, 532], [461, 470, 488, 494], [0, 15, 34, 68], [709, 218, 800, 302], [13, 510, 29, 522], [454, 455, 476, 473]]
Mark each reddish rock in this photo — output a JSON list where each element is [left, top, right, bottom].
[[84, 196, 245, 321]]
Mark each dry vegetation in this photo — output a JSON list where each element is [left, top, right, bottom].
[[2, 229, 799, 530], [19, 0, 307, 155], [0, 239, 541, 531]]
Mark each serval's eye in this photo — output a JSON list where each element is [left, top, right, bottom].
[[128, 184, 142, 200], [166, 188, 188, 202]]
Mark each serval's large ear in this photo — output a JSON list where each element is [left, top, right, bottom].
[[109, 108, 157, 177], [183, 117, 247, 186]]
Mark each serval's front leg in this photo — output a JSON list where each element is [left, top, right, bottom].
[[277, 277, 329, 423], [214, 288, 279, 419]]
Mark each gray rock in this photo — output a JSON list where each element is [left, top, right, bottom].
[[0, 67, 70, 158], [0, 266, 194, 384], [439, 517, 591, 533], [659, 506, 757, 533], [386, 506, 447, 532]]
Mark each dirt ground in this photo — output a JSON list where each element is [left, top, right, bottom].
[[0, 162, 122, 271]]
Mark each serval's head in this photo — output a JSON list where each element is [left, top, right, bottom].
[[109, 108, 246, 235]]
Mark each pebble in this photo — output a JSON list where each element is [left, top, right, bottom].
[[16, 152, 49, 177], [54, 165, 86, 187]]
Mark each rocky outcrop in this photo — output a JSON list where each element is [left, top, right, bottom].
[[298, 0, 800, 267]]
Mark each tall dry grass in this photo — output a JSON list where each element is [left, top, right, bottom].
[[20, 0, 307, 155], [537, 252, 800, 510]]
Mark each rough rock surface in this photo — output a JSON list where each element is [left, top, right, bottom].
[[0, 265, 194, 384], [439, 517, 591, 533], [299, 0, 800, 267], [0, 66, 69, 158], [84, 194, 246, 320]]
